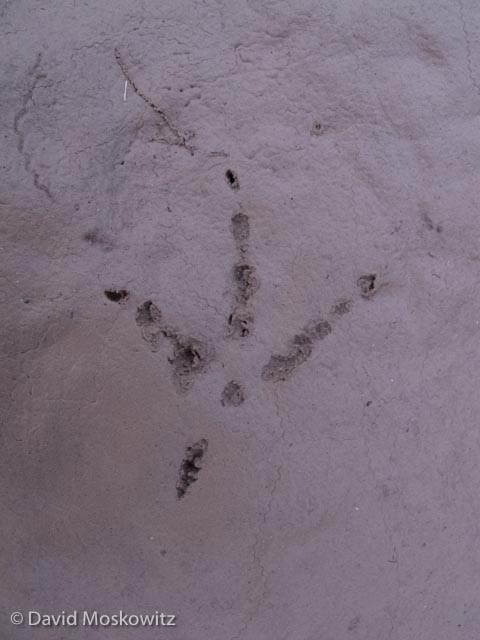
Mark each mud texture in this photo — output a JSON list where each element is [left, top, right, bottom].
[[2, 1, 480, 639]]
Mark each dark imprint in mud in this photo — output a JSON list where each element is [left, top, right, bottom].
[[262, 320, 332, 382], [177, 439, 208, 499]]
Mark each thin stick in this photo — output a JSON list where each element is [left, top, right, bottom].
[[123, 80, 127, 101], [114, 47, 193, 153]]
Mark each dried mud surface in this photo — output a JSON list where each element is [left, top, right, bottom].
[[2, 1, 480, 638]]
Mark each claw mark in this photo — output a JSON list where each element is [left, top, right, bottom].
[[114, 47, 194, 154], [176, 439, 208, 499], [13, 53, 53, 199], [225, 169, 240, 190]]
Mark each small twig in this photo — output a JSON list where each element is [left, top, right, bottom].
[[114, 47, 194, 154]]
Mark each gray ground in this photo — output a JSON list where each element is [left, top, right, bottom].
[[2, 0, 480, 638]]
